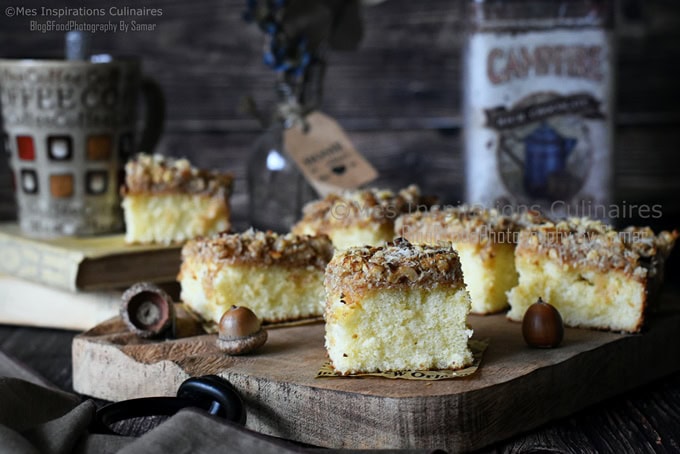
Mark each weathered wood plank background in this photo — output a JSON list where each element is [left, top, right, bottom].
[[1, 0, 679, 239]]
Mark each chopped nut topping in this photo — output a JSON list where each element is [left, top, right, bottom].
[[517, 218, 677, 281], [180, 229, 334, 270], [122, 153, 233, 197], [396, 205, 548, 247], [324, 238, 465, 301], [292, 185, 436, 233]]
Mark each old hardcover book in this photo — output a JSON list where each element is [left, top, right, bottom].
[[0, 223, 182, 292], [0, 274, 120, 331]]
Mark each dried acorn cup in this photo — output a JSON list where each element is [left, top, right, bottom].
[[121, 282, 175, 339], [522, 297, 564, 348], [216, 306, 267, 355]]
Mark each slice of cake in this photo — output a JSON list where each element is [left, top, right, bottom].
[[178, 229, 334, 325], [121, 153, 233, 244], [507, 218, 677, 333], [292, 185, 435, 250], [396, 206, 546, 314], [324, 238, 473, 375]]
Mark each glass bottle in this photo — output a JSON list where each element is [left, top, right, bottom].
[[247, 99, 317, 232], [462, 0, 615, 220]]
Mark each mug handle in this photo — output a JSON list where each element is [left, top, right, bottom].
[[137, 76, 165, 153]]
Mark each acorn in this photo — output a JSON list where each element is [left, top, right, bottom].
[[522, 297, 564, 348], [121, 282, 175, 338], [216, 306, 267, 355]]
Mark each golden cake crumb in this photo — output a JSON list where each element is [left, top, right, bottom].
[[324, 237, 473, 374], [507, 217, 677, 333], [121, 153, 234, 244], [179, 229, 335, 325]]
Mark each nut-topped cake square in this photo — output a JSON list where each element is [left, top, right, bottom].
[[121, 153, 233, 244], [507, 218, 677, 333], [396, 206, 545, 314], [324, 238, 473, 375], [179, 229, 334, 325], [292, 185, 434, 250]]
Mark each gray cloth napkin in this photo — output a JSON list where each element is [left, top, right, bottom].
[[0, 346, 446, 453], [0, 377, 95, 454], [0, 377, 307, 454], [0, 376, 446, 453]]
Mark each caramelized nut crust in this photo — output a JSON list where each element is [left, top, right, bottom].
[[180, 229, 334, 271], [396, 206, 548, 256], [517, 218, 677, 281], [324, 238, 465, 302], [122, 153, 233, 196], [397, 206, 527, 243], [292, 185, 435, 233]]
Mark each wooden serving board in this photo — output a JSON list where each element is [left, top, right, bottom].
[[73, 297, 680, 452]]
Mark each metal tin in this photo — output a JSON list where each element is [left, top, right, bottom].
[[463, 0, 615, 219]]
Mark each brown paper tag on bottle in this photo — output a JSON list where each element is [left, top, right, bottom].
[[284, 111, 378, 196]]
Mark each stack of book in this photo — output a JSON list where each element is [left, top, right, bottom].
[[0, 223, 182, 331]]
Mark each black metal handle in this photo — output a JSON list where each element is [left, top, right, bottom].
[[177, 375, 246, 425], [91, 375, 246, 435]]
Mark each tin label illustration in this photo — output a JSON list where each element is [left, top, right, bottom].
[[488, 92, 603, 202], [464, 29, 614, 218]]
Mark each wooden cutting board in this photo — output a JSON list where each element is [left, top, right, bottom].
[[73, 295, 680, 452]]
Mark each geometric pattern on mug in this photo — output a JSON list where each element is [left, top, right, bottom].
[[50, 173, 74, 198], [20, 169, 38, 194], [85, 170, 108, 195], [16, 136, 35, 161], [87, 134, 112, 160], [48, 136, 73, 161]]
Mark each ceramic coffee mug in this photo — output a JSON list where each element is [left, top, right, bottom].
[[0, 58, 164, 236]]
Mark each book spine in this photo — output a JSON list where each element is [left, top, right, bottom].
[[0, 231, 82, 291]]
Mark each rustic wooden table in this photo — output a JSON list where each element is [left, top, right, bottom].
[[1, 318, 680, 453]]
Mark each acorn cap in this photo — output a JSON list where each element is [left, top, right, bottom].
[[216, 329, 268, 355], [121, 282, 175, 338]]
